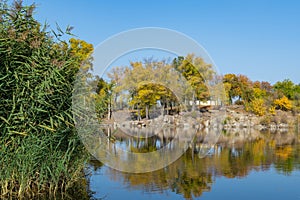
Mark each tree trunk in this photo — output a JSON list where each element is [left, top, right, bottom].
[[107, 97, 112, 120], [146, 104, 149, 119], [161, 106, 164, 116], [137, 108, 141, 121], [192, 92, 195, 111], [166, 101, 169, 115]]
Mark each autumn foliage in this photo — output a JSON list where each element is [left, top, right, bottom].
[[96, 54, 299, 118], [222, 73, 299, 116], [274, 96, 292, 111]]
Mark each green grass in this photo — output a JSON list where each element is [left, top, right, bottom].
[[0, 133, 89, 199]]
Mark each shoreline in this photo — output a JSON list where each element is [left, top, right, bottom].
[[102, 105, 300, 132]]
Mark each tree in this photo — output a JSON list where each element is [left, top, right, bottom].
[[120, 61, 159, 119], [237, 74, 253, 104], [69, 38, 93, 70], [252, 87, 267, 99], [260, 81, 272, 94], [223, 74, 254, 105], [294, 84, 300, 97], [95, 78, 114, 119], [107, 67, 125, 109], [173, 54, 214, 110], [223, 74, 241, 104], [112, 59, 181, 119], [130, 83, 166, 119], [293, 84, 300, 113], [273, 79, 295, 99]]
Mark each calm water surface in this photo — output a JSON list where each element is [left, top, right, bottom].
[[88, 129, 300, 200]]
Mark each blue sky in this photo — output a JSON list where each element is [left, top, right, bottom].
[[22, 0, 300, 84]]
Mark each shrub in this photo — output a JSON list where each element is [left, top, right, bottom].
[[248, 98, 266, 116], [269, 106, 276, 115], [274, 96, 292, 111]]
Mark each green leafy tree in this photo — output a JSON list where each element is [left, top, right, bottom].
[[293, 84, 300, 113], [107, 67, 125, 109], [173, 54, 215, 111], [95, 78, 114, 119], [273, 79, 295, 99], [237, 74, 253, 104]]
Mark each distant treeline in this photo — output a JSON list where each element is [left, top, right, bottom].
[[95, 55, 300, 119]]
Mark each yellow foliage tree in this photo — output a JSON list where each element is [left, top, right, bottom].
[[253, 87, 266, 99], [69, 38, 93, 72], [130, 82, 170, 119]]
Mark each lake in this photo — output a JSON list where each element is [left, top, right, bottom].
[[87, 128, 300, 200]]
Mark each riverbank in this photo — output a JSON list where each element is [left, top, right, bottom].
[[105, 105, 299, 132], [215, 105, 299, 131]]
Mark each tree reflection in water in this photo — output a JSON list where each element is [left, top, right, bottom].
[[89, 128, 300, 199]]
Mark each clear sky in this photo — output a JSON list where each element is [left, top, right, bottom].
[[22, 0, 300, 84]]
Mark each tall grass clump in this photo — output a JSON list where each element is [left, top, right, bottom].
[[0, 1, 92, 198]]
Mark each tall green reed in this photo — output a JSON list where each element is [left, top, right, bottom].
[[0, 1, 90, 198]]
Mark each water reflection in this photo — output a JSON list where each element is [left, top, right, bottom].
[[89, 128, 300, 199]]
